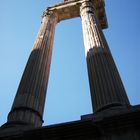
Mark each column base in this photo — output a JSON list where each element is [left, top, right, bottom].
[[95, 102, 130, 113], [81, 104, 139, 121], [7, 106, 44, 128]]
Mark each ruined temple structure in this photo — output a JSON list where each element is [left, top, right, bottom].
[[0, 0, 140, 139]]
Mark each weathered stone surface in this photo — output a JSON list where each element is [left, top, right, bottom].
[[6, 11, 58, 128], [3, 0, 109, 129], [80, 1, 130, 112], [1, 1, 139, 140], [1, 105, 140, 140], [46, 0, 108, 28]]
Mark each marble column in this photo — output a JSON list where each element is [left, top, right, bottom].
[[7, 10, 58, 127], [80, 1, 130, 112]]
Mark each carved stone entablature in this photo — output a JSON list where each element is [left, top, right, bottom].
[[43, 0, 108, 29]]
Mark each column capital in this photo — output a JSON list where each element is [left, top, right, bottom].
[[80, 0, 96, 17], [42, 9, 58, 23], [80, 0, 95, 10]]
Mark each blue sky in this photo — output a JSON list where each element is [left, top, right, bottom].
[[0, 0, 140, 126]]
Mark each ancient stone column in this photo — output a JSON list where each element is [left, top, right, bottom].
[[80, 1, 130, 112], [7, 10, 58, 127]]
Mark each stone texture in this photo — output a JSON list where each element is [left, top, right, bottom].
[[47, 0, 108, 29], [2, 0, 108, 129], [4, 0, 109, 129], [80, 1, 130, 112], [6, 11, 58, 128], [0, 1, 140, 140], [1, 105, 140, 140]]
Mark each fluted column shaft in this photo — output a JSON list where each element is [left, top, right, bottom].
[[80, 1, 130, 112], [7, 11, 58, 127]]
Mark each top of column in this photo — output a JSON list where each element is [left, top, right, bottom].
[[44, 0, 108, 29]]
